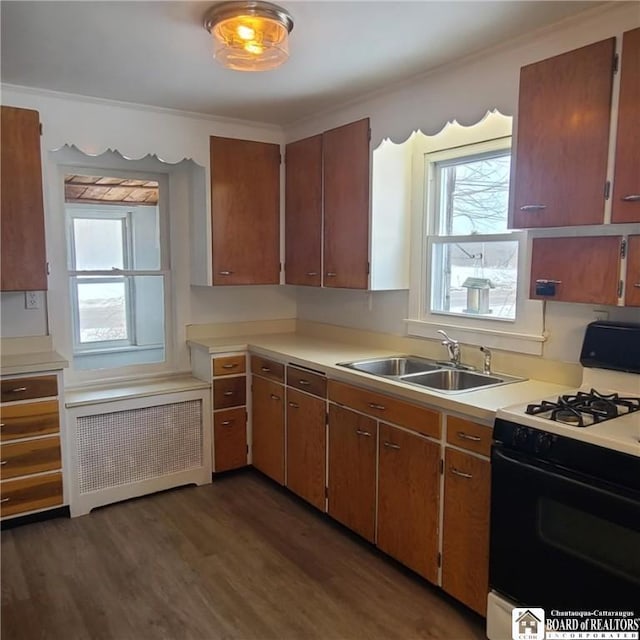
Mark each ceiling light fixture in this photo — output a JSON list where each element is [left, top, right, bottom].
[[204, 1, 294, 72]]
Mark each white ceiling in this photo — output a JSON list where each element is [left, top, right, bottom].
[[1, 1, 603, 125]]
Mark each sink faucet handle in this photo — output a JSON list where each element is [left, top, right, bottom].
[[480, 346, 492, 374], [437, 329, 457, 345]]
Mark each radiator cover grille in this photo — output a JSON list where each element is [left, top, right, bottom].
[[76, 400, 203, 494]]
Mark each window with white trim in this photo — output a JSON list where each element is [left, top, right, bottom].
[[65, 177, 169, 371], [407, 112, 544, 355]]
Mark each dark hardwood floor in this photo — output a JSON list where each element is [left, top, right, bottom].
[[1, 471, 486, 640]]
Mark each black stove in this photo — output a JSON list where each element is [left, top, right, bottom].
[[525, 388, 640, 427]]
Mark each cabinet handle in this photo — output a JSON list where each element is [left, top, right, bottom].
[[622, 194, 640, 202], [383, 441, 400, 450], [326, 272, 337, 277], [222, 363, 238, 369], [535, 279, 562, 285], [519, 204, 546, 212], [306, 271, 318, 276], [270, 394, 281, 401], [456, 431, 481, 442], [450, 467, 473, 479], [298, 379, 311, 386], [368, 402, 386, 411], [288, 402, 299, 409], [9, 387, 27, 393], [223, 391, 235, 397], [1, 498, 10, 503], [0, 424, 5, 428], [356, 429, 372, 437], [634, 283, 640, 289], [0, 461, 7, 466], [221, 420, 235, 426], [218, 271, 234, 276], [261, 366, 271, 372]]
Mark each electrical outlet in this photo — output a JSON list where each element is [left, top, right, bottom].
[[25, 291, 40, 309], [593, 309, 609, 321]]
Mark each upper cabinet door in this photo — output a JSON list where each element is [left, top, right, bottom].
[[511, 38, 615, 229], [285, 135, 322, 286], [323, 118, 370, 289], [1, 106, 47, 291], [210, 136, 280, 285], [612, 28, 640, 224]]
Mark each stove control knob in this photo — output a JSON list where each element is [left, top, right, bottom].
[[513, 426, 530, 449], [534, 433, 553, 454]]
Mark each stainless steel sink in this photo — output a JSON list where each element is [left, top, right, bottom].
[[337, 356, 441, 377], [400, 369, 524, 393]]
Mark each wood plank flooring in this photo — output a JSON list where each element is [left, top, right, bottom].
[[1, 471, 486, 640]]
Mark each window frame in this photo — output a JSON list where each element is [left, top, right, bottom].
[[407, 112, 545, 355]]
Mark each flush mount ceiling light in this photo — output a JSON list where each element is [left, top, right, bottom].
[[204, 1, 294, 72]]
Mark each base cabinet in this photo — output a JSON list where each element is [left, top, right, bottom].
[[213, 408, 247, 473], [442, 447, 491, 616], [286, 388, 326, 510], [251, 373, 285, 485], [327, 404, 377, 542], [377, 423, 440, 583]]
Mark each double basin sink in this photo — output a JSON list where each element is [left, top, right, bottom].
[[337, 356, 525, 393]]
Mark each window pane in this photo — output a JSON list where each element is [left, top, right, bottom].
[[431, 241, 518, 320], [130, 207, 161, 270], [76, 278, 128, 343], [73, 218, 125, 270], [438, 153, 510, 235]]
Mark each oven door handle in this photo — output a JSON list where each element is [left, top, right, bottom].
[[492, 446, 639, 503]]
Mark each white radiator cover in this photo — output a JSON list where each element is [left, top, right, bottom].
[[67, 389, 211, 516]]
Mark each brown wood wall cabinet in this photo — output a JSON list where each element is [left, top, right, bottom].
[[209, 136, 280, 285], [530, 236, 622, 305], [442, 447, 491, 616], [377, 423, 440, 583], [0, 373, 63, 519], [285, 118, 371, 289], [511, 38, 616, 229], [611, 28, 640, 224], [212, 353, 248, 473], [625, 235, 640, 306], [0, 106, 48, 292]]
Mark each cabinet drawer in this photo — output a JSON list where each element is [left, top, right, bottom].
[[286, 366, 327, 398], [251, 355, 284, 382], [446, 416, 491, 457], [1, 472, 63, 518], [212, 355, 246, 377], [214, 407, 247, 472], [328, 380, 441, 439], [213, 377, 246, 410], [1, 375, 57, 403], [0, 436, 61, 480], [1, 400, 59, 442]]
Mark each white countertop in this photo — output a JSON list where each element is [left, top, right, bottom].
[[189, 333, 573, 423], [0, 350, 69, 376]]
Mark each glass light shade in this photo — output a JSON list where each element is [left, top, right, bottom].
[[205, 3, 293, 72]]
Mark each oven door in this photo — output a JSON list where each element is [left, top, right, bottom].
[[490, 444, 640, 610]]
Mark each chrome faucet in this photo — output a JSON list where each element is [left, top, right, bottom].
[[437, 330, 461, 367], [480, 346, 492, 374]]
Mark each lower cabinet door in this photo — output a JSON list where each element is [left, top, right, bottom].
[[377, 423, 440, 583], [327, 404, 377, 542], [214, 407, 247, 472], [442, 447, 491, 616], [251, 375, 285, 484], [1, 471, 63, 518], [286, 388, 326, 510]]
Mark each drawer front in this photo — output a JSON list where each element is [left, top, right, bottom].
[[1, 472, 63, 518], [1, 400, 59, 442], [250, 355, 285, 383], [446, 416, 492, 457], [214, 407, 247, 472], [212, 355, 246, 377], [328, 380, 441, 439], [286, 366, 327, 398], [213, 377, 246, 410], [0, 436, 62, 480], [1, 375, 58, 403]]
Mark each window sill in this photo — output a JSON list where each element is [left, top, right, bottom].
[[405, 319, 547, 356]]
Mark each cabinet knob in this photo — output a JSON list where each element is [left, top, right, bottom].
[[261, 366, 271, 372], [221, 419, 235, 426], [0, 461, 7, 466], [288, 402, 299, 409], [634, 283, 640, 289], [519, 204, 547, 212], [306, 272, 318, 276], [270, 394, 281, 401], [218, 271, 234, 276], [223, 391, 234, 397], [298, 379, 310, 386], [326, 272, 337, 277], [622, 194, 640, 202]]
